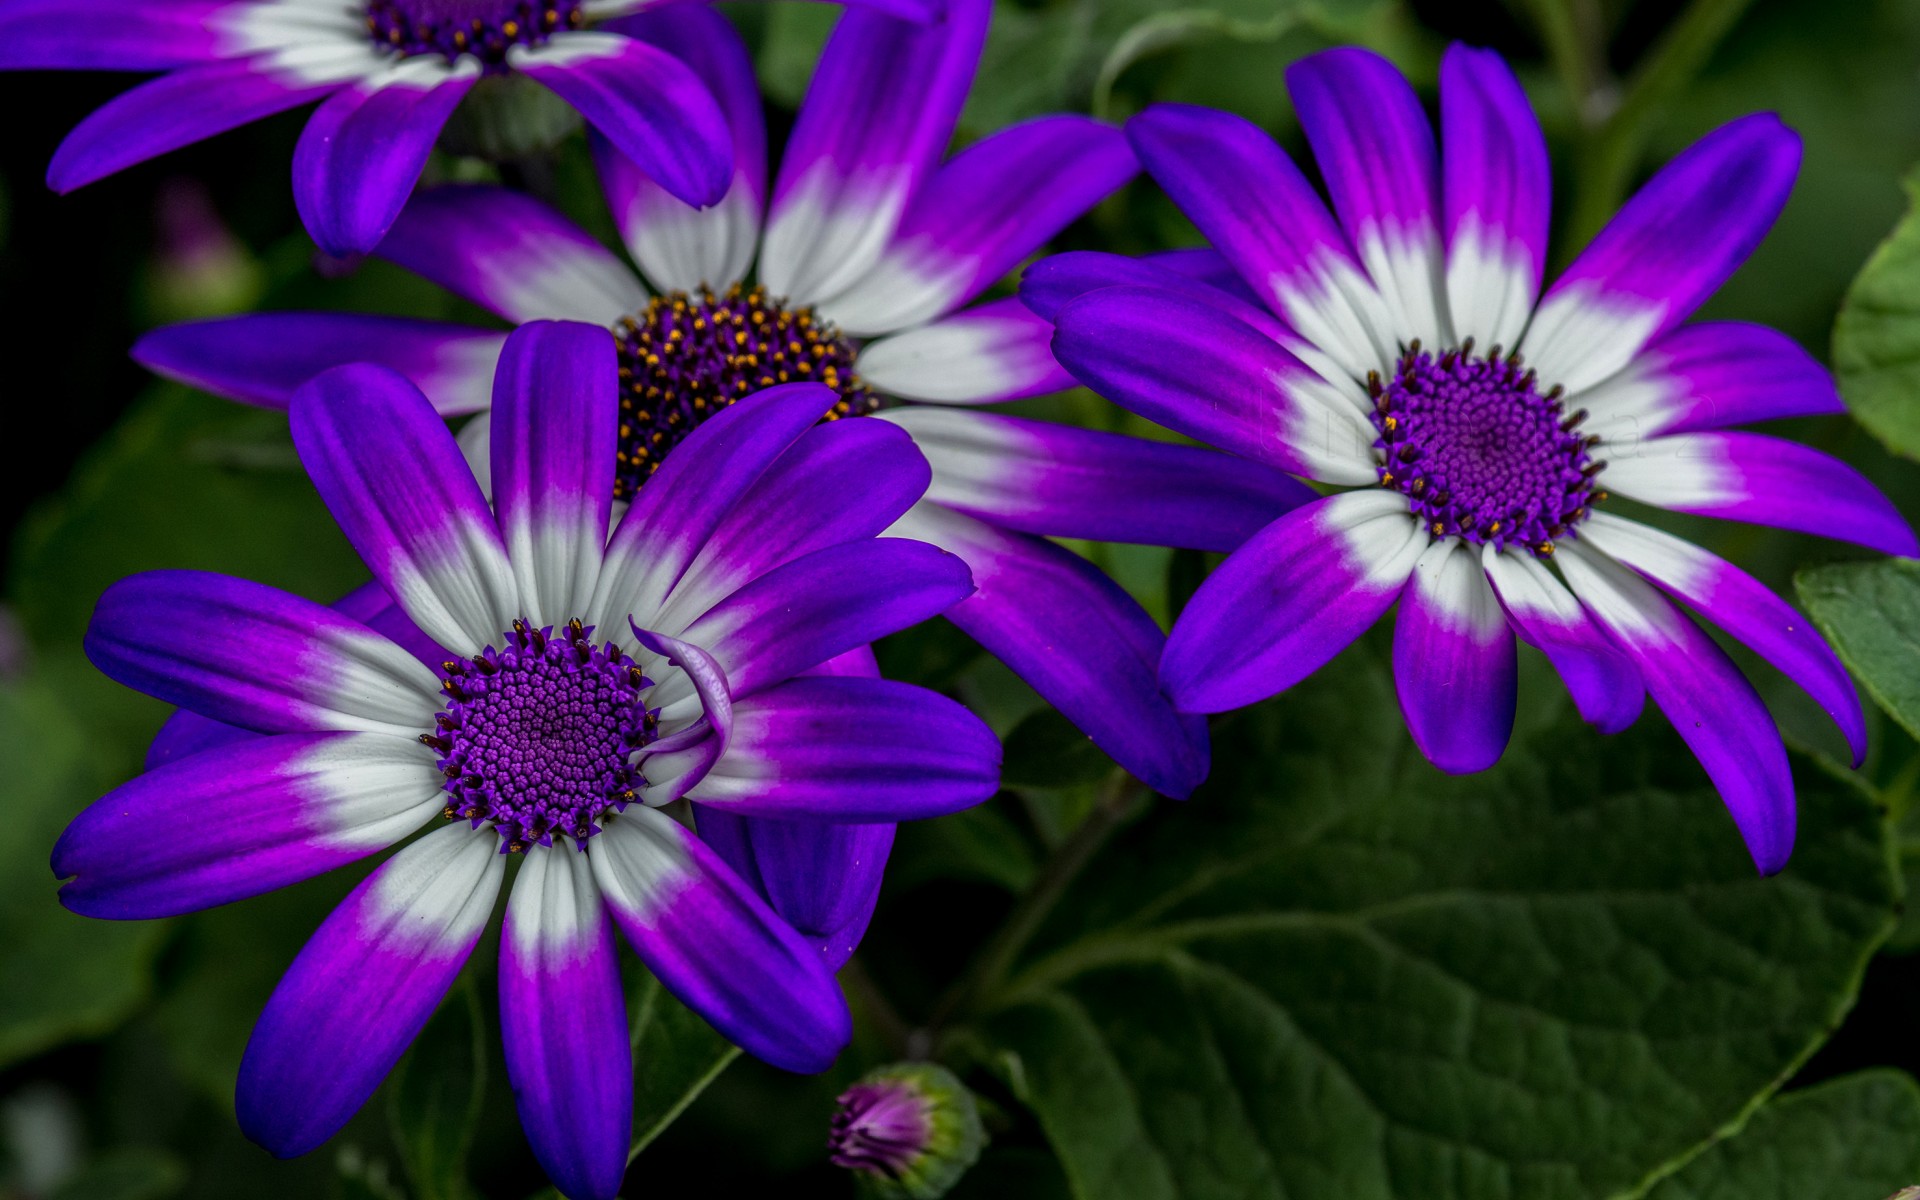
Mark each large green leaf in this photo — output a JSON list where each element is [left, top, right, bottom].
[[964, 644, 1898, 1200], [1797, 558, 1920, 745], [1834, 164, 1920, 463], [626, 963, 742, 1160], [1645, 1071, 1920, 1199], [0, 677, 167, 1069]]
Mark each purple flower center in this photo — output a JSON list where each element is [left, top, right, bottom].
[[613, 285, 877, 500], [1370, 340, 1604, 555], [364, 0, 583, 66], [829, 1081, 930, 1178], [426, 619, 656, 852]]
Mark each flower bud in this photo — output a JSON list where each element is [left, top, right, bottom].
[[829, 1063, 984, 1199]]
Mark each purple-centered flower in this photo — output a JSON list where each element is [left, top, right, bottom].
[[0, 0, 943, 255], [57, 320, 1001, 1199], [1031, 45, 1919, 875], [134, 0, 1314, 807]]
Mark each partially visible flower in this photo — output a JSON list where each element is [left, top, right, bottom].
[[133, 0, 1314, 930], [57, 321, 1000, 1199], [0, 0, 943, 254], [831, 1063, 984, 1199], [143, 179, 264, 322], [1034, 45, 1916, 874]]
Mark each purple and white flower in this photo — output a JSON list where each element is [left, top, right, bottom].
[[0, 0, 943, 254], [57, 320, 1000, 1198], [1033, 44, 1917, 874], [133, 0, 1314, 809]]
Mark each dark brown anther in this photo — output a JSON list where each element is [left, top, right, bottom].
[[1561, 409, 1588, 431], [473, 655, 496, 675]]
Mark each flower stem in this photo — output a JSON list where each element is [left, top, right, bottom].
[[927, 769, 1148, 1033], [1561, 0, 1758, 251]]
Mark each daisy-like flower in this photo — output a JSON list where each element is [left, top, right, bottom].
[[134, 0, 1313, 808], [1031, 45, 1917, 874], [0, 0, 942, 255], [58, 321, 1000, 1199]]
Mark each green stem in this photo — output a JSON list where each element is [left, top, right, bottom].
[[1528, 0, 1608, 126], [1562, 0, 1757, 251], [843, 955, 915, 1060], [926, 770, 1146, 1032]]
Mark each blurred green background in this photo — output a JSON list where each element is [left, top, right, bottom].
[[6, 1, 1920, 1197]]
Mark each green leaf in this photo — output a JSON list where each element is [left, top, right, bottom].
[[1645, 1071, 1920, 1199], [1796, 558, 1920, 744], [0, 676, 166, 1069], [388, 982, 487, 1200], [1834, 164, 1920, 462], [965, 643, 1898, 1200], [50, 1148, 188, 1200], [1003, 709, 1114, 790], [8, 386, 365, 652], [627, 963, 742, 1160]]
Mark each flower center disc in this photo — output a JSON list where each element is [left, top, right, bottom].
[[613, 285, 877, 500], [365, 0, 582, 65], [1370, 340, 1604, 555], [428, 619, 655, 851]]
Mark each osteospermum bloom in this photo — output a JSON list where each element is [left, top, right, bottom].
[[57, 321, 1000, 1199], [1033, 45, 1917, 874], [0, 0, 940, 255], [135, 0, 1312, 804]]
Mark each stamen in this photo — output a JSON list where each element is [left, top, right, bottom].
[[611, 284, 877, 500], [431, 619, 657, 851], [364, 0, 583, 67], [1371, 345, 1601, 555]]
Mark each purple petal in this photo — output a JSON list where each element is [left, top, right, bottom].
[[1600, 430, 1919, 557], [820, 115, 1138, 335], [590, 382, 840, 628], [887, 407, 1313, 552], [659, 417, 932, 624], [1582, 512, 1865, 765], [675, 538, 975, 701], [694, 809, 893, 969], [590, 806, 852, 1073], [336, 578, 454, 670], [0, 0, 227, 70], [1287, 47, 1446, 347], [596, 6, 765, 291], [85, 570, 440, 735], [1049, 285, 1378, 484], [135, 313, 505, 415], [856, 297, 1075, 404], [1391, 541, 1517, 774], [47, 49, 373, 192], [760, 0, 990, 303], [1558, 543, 1795, 874], [1439, 43, 1549, 348], [293, 57, 478, 255], [629, 627, 734, 805], [1019, 249, 1291, 341], [1163, 492, 1429, 713], [512, 31, 730, 209], [894, 503, 1210, 799], [488, 321, 619, 627], [146, 707, 256, 769], [1125, 103, 1393, 377], [1580, 322, 1845, 441], [1481, 547, 1643, 733], [685, 677, 999, 822], [290, 364, 519, 652], [1526, 114, 1801, 394], [379, 185, 646, 324], [236, 824, 506, 1155], [55, 732, 441, 920], [500, 845, 631, 1200]]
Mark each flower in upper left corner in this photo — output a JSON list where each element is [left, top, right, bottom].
[[0, 0, 932, 254]]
